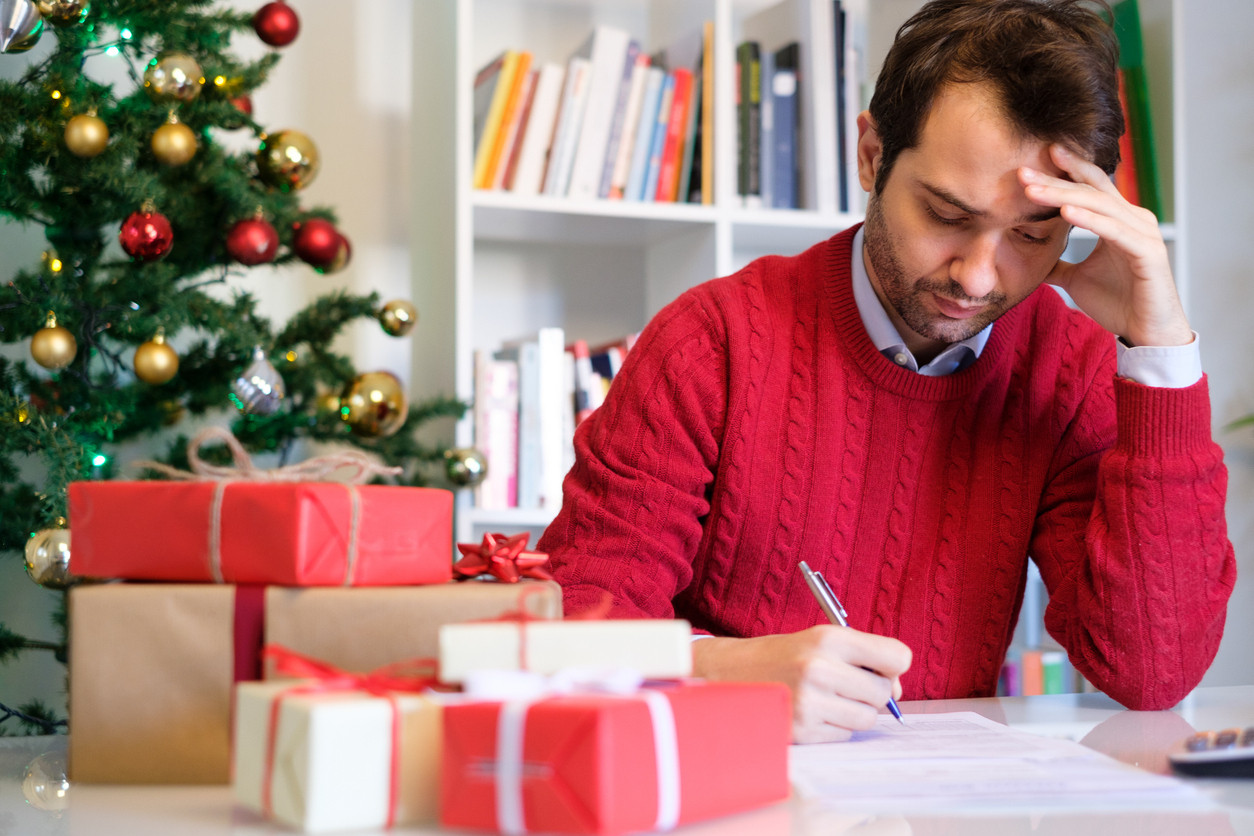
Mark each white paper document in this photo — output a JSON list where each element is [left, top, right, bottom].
[[790, 712, 1206, 811]]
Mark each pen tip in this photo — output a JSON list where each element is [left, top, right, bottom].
[[798, 561, 811, 572]]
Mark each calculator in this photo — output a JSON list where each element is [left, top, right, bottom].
[[1168, 728, 1254, 777]]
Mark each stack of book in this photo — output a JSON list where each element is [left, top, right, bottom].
[[999, 648, 1080, 696], [738, 0, 869, 213], [473, 23, 714, 205], [473, 330, 639, 512]]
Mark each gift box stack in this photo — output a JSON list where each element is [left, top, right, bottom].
[[70, 428, 792, 834]]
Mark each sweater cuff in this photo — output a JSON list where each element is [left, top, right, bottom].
[[1114, 374, 1213, 457]]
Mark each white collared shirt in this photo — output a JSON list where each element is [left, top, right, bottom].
[[849, 227, 1203, 387]]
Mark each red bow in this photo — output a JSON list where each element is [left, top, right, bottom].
[[259, 645, 439, 828], [454, 532, 553, 583]]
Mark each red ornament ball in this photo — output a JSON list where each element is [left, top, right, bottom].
[[231, 96, 253, 117], [317, 233, 351, 274], [253, 1, 300, 47], [226, 218, 279, 265], [119, 210, 174, 261], [293, 218, 341, 267]]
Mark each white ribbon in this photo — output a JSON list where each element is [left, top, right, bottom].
[[135, 427, 393, 585], [482, 669, 682, 835]]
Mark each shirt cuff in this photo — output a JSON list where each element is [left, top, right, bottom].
[[1115, 332, 1202, 388], [691, 634, 714, 641]]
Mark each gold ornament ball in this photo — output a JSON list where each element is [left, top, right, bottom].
[[144, 52, 204, 103], [444, 447, 488, 488], [64, 113, 108, 157], [378, 299, 418, 337], [151, 119, 197, 166], [134, 332, 179, 384], [30, 311, 77, 370], [21, 753, 70, 812], [36, 0, 88, 26], [24, 528, 72, 590], [340, 371, 408, 438], [256, 129, 319, 191]]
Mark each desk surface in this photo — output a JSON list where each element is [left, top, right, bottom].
[[5, 686, 1254, 835]]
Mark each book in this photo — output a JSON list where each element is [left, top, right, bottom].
[[598, 44, 645, 199], [737, 41, 763, 207], [1041, 651, 1067, 695], [624, 67, 665, 202], [678, 65, 702, 204], [543, 56, 592, 197], [999, 656, 1020, 697], [566, 26, 633, 201], [700, 21, 714, 205], [607, 58, 651, 200], [759, 49, 774, 208], [472, 54, 505, 160], [473, 51, 523, 190], [492, 61, 535, 191], [1020, 650, 1044, 697], [571, 339, 604, 425], [771, 45, 800, 209], [561, 348, 576, 478], [1110, 0, 1161, 217], [656, 67, 694, 202], [495, 342, 541, 510], [744, 0, 839, 213], [1113, 70, 1141, 206], [833, 3, 847, 212], [473, 352, 519, 510], [842, 0, 868, 215], [510, 63, 565, 196], [537, 328, 567, 510], [641, 72, 676, 202]]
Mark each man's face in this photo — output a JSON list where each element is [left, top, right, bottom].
[[858, 83, 1073, 349]]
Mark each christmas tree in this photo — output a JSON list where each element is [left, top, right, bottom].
[[0, 0, 468, 732]]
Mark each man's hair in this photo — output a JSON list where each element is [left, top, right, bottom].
[[867, 0, 1122, 193]]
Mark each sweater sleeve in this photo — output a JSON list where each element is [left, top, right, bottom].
[[537, 288, 729, 619], [1030, 371, 1236, 710]]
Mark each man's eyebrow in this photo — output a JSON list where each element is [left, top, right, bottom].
[[921, 180, 1063, 224]]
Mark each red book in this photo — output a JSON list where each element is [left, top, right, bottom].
[[1113, 69, 1140, 206], [441, 681, 790, 835], [655, 68, 694, 202], [1021, 650, 1044, 696], [68, 481, 454, 586]]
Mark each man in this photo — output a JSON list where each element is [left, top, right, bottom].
[[537, 0, 1235, 742]]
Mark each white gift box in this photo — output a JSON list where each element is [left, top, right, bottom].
[[233, 680, 440, 833], [438, 619, 693, 683]]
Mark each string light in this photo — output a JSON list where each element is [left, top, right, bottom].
[[91, 454, 107, 467], [49, 258, 63, 272], [120, 28, 132, 39], [285, 351, 297, 362], [105, 46, 120, 56], [50, 91, 61, 100], [214, 75, 226, 86]]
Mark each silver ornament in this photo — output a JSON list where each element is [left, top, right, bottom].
[[24, 528, 72, 589], [231, 345, 285, 415], [444, 447, 488, 488], [1, 0, 44, 53], [22, 752, 70, 812]]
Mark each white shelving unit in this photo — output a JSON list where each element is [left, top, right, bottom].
[[408, 0, 1186, 545]]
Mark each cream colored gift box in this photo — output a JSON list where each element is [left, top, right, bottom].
[[438, 619, 693, 683], [233, 680, 441, 833]]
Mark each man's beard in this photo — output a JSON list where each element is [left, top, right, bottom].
[[862, 195, 1008, 345]]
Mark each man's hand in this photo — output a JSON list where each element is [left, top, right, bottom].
[[692, 626, 912, 744], [1019, 144, 1192, 348]]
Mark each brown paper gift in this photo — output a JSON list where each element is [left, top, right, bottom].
[[68, 580, 561, 784]]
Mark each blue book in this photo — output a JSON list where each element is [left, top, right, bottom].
[[771, 68, 798, 209], [639, 72, 675, 202], [624, 68, 664, 202]]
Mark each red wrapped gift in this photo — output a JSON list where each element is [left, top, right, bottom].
[[441, 681, 791, 835], [67, 427, 453, 585]]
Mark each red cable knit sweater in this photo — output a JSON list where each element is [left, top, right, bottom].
[[538, 226, 1236, 710]]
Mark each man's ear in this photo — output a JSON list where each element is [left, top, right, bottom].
[[856, 111, 881, 194]]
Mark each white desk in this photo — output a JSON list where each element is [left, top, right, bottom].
[[5, 686, 1254, 835]]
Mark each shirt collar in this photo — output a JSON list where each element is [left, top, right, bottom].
[[850, 226, 992, 376]]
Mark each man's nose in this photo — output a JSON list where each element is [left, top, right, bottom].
[[949, 234, 999, 301]]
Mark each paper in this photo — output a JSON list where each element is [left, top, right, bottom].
[[790, 712, 1205, 811]]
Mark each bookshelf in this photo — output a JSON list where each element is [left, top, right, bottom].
[[408, 0, 1187, 557]]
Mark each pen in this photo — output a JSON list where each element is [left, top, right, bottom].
[[798, 560, 906, 726]]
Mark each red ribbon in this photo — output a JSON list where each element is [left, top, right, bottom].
[[454, 532, 553, 583], [260, 645, 438, 828]]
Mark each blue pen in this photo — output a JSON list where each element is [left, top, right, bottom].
[[798, 561, 906, 726]]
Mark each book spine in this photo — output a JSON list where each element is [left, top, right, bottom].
[[759, 50, 774, 209], [474, 51, 521, 190], [656, 68, 694, 202], [542, 57, 591, 196], [834, 4, 848, 212], [568, 27, 632, 201], [537, 328, 566, 510], [701, 20, 715, 205], [516, 342, 541, 509], [678, 68, 702, 204], [1021, 650, 1044, 697], [608, 61, 651, 200], [472, 55, 505, 155], [772, 66, 798, 209], [494, 62, 536, 191], [561, 349, 576, 476], [737, 42, 762, 206], [598, 44, 643, 199], [1041, 651, 1066, 695], [641, 73, 676, 203], [511, 64, 565, 196], [625, 68, 665, 202], [1113, 69, 1141, 205]]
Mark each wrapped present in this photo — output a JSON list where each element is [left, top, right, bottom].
[[68, 579, 561, 784], [68, 427, 453, 585], [438, 619, 693, 684], [441, 679, 792, 835], [234, 648, 442, 832]]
